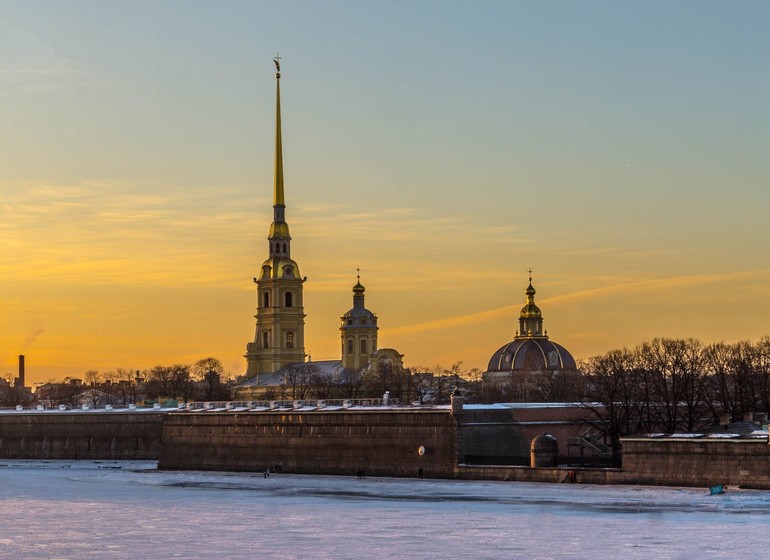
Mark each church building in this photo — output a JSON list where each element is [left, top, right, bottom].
[[484, 274, 579, 398], [234, 60, 403, 400]]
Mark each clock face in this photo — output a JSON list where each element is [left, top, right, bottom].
[[284, 266, 294, 277]]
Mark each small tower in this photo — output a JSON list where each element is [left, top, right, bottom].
[[517, 271, 545, 339], [245, 57, 307, 381], [340, 272, 378, 370]]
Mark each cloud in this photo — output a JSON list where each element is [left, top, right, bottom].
[[296, 203, 522, 244], [541, 270, 770, 308], [384, 270, 770, 337], [0, 180, 256, 287]]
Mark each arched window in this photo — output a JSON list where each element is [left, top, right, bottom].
[[285, 292, 293, 307], [263, 331, 270, 348], [282, 242, 287, 253], [347, 338, 353, 354], [263, 291, 270, 308], [360, 339, 367, 354], [286, 331, 294, 348]]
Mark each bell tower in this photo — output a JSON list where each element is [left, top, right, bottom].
[[245, 57, 307, 380], [340, 272, 378, 370]]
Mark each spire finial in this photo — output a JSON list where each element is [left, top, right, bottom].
[[353, 267, 366, 298], [273, 55, 284, 207], [527, 268, 533, 283]]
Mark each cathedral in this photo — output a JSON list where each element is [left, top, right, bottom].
[[234, 60, 403, 400], [484, 274, 579, 398]]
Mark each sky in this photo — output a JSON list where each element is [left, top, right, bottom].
[[1, 1, 769, 385]]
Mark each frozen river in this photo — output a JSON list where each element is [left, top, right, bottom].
[[0, 461, 768, 559]]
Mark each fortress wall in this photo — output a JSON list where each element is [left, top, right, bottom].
[[620, 437, 770, 489], [458, 438, 770, 489], [456, 465, 625, 484], [158, 409, 462, 477], [0, 412, 166, 460], [2, 409, 769, 490]]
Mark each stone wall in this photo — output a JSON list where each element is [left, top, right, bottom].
[[620, 437, 770, 489], [2, 408, 769, 490], [0, 411, 166, 460], [456, 464, 626, 484], [158, 409, 462, 478]]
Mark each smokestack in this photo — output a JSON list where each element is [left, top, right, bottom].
[[17, 354, 25, 389]]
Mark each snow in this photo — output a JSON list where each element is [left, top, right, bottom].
[[1, 460, 769, 559]]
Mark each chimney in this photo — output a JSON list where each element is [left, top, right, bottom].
[[17, 354, 25, 389]]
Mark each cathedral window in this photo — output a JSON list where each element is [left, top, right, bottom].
[[360, 339, 367, 354], [286, 331, 294, 348], [263, 331, 270, 348], [347, 338, 353, 354], [263, 291, 270, 308], [282, 242, 287, 253], [285, 292, 293, 307]]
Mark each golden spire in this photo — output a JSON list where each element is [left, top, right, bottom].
[[273, 54, 284, 207], [517, 270, 545, 339], [268, 55, 290, 243]]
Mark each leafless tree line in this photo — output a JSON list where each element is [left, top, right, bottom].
[[17, 358, 234, 408], [271, 361, 475, 405], [580, 337, 770, 463]]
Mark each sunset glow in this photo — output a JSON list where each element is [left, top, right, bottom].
[[2, 1, 769, 384]]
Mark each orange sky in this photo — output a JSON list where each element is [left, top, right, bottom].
[[2, 2, 769, 385]]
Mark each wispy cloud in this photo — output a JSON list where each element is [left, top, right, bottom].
[[296, 203, 523, 244], [384, 270, 770, 337], [0, 180, 256, 287]]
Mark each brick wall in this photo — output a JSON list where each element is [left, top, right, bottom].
[[620, 437, 770, 489], [159, 409, 463, 477], [0, 412, 165, 460]]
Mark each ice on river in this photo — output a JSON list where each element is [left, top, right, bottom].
[[0, 460, 768, 559]]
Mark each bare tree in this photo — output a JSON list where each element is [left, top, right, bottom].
[[581, 349, 640, 465], [284, 363, 320, 400], [114, 368, 140, 405], [192, 357, 230, 401], [83, 370, 103, 407], [639, 338, 708, 432], [337, 367, 366, 399], [145, 364, 191, 403]]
